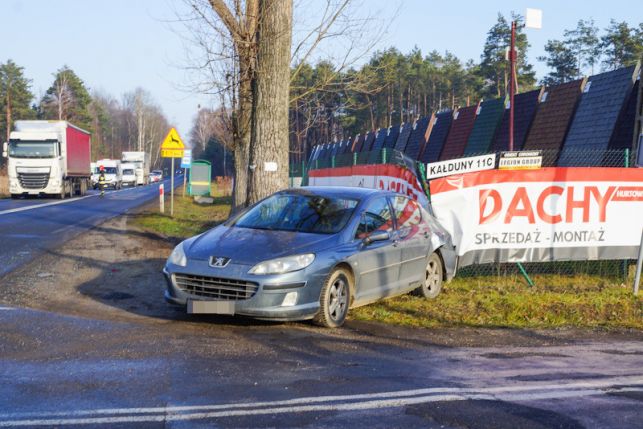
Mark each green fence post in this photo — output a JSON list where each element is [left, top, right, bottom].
[[353, 152, 357, 166], [517, 262, 535, 287], [382, 148, 388, 164], [623, 148, 630, 280], [332, 156, 336, 168]]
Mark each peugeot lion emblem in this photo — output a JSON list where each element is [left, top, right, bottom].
[[210, 256, 231, 268]]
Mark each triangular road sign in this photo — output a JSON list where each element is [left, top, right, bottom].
[[161, 127, 185, 150]]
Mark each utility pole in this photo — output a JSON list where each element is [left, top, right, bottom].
[[509, 20, 517, 152]]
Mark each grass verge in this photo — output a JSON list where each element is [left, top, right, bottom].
[[351, 274, 642, 329], [131, 192, 642, 330], [0, 173, 8, 198], [130, 192, 231, 240]]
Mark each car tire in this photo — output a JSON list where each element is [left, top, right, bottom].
[[414, 252, 443, 299], [313, 267, 351, 328]]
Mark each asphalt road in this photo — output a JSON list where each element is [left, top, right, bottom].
[[0, 306, 641, 429], [0, 176, 179, 277]]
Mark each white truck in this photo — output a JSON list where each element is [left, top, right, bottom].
[[121, 151, 150, 185], [95, 159, 122, 189], [120, 163, 137, 187], [2, 120, 91, 199]]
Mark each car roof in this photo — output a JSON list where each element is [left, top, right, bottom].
[[283, 186, 391, 200]]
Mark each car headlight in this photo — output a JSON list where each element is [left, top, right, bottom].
[[249, 254, 315, 275], [168, 242, 187, 267]]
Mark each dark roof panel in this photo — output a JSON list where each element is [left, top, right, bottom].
[[463, 98, 505, 155], [608, 80, 639, 151], [491, 89, 541, 152], [394, 122, 413, 153], [383, 125, 400, 149], [559, 65, 638, 166], [368, 128, 388, 163], [404, 116, 430, 160], [362, 131, 376, 152], [352, 133, 365, 152], [522, 79, 584, 162], [439, 104, 479, 160], [420, 110, 453, 163]]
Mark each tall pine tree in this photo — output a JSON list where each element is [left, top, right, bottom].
[[0, 60, 35, 142], [479, 13, 536, 99], [39, 66, 92, 131], [538, 40, 578, 85], [600, 20, 643, 70]]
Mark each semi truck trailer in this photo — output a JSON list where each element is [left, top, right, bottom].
[[121, 151, 150, 185], [3, 120, 91, 199]]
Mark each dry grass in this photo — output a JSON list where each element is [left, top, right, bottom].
[[0, 174, 9, 198]]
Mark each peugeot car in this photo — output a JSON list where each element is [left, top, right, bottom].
[[164, 187, 457, 328]]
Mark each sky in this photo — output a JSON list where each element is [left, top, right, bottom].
[[1, 0, 640, 140]]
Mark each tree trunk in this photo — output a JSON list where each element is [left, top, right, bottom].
[[5, 88, 11, 142], [246, 0, 293, 205]]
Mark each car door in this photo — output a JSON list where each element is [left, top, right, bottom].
[[352, 197, 402, 305], [391, 196, 431, 293]]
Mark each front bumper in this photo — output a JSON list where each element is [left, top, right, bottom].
[[163, 261, 328, 321]]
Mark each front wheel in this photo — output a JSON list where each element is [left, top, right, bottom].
[[414, 252, 443, 299], [313, 267, 351, 328]]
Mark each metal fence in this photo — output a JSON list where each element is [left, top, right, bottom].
[[290, 147, 638, 285]]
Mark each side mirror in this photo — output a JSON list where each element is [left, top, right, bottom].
[[363, 230, 390, 245], [2, 142, 7, 158]]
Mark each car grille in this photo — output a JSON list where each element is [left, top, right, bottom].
[[18, 172, 50, 189], [174, 274, 259, 300]]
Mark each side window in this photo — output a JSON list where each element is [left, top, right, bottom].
[[391, 196, 422, 230], [355, 198, 393, 240]]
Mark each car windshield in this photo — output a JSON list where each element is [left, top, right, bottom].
[[102, 167, 117, 174], [8, 140, 57, 158], [234, 193, 358, 234], [123, 169, 134, 175]]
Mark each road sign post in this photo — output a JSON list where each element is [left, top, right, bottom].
[[181, 149, 192, 198], [160, 127, 186, 218]]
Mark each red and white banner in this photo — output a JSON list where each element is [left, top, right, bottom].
[[308, 164, 430, 208], [430, 167, 643, 266]]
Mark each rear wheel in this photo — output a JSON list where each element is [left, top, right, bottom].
[[10, 194, 19, 199], [313, 267, 351, 328], [414, 252, 443, 299]]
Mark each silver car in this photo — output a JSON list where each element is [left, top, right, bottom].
[[164, 187, 457, 328]]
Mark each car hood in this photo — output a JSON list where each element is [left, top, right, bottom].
[[185, 225, 340, 265]]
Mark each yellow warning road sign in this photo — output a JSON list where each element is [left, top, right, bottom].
[[161, 127, 185, 158]]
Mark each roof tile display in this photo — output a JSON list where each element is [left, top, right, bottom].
[[608, 80, 639, 151], [351, 133, 365, 152], [463, 98, 504, 155], [439, 104, 478, 160], [394, 122, 413, 153], [368, 128, 388, 163], [420, 110, 453, 163], [522, 79, 585, 161], [362, 131, 376, 152], [383, 125, 400, 149], [558, 65, 638, 166], [491, 89, 541, 152], [404, 116, 430, 160]]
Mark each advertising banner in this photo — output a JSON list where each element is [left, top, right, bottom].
[[308, 164, 430, 208], [429, 168, 643, 267]]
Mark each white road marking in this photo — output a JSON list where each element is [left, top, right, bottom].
[[0, 185, 152, 216], [0, 195, 97, 216], [0, 375, 640, 426], [0, 307, 15, 311]]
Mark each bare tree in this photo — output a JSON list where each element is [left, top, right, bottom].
[[177, 0, 394, 207]]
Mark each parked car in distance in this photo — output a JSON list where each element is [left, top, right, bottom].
[[149, 170, 163, 183], [164, 187, 457, 328]]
